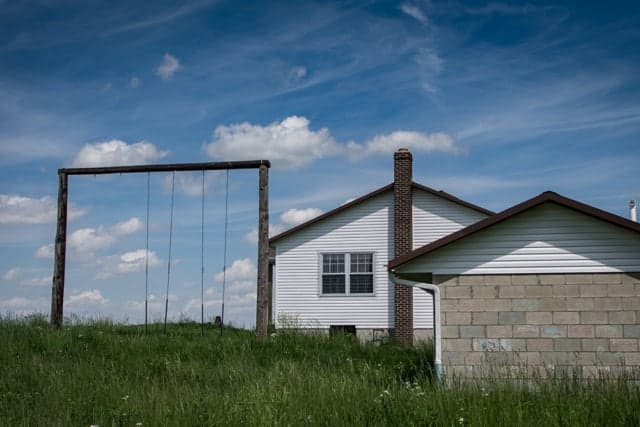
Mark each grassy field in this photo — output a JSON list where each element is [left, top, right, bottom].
[[1, 317, 639, 426]]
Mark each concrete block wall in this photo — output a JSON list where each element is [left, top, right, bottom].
[[435, 273, 640, 377]]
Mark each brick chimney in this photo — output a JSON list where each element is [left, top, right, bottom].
[[393, 148, 413, 345]]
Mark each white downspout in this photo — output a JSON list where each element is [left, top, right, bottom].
[[390, 273, 442, 381]]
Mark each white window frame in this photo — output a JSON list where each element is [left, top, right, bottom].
[[319, 252, 375, 296]]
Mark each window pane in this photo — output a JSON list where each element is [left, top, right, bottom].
[[350, 253, 372, 273], [323, 254, 344, 273], [322, 275, 345, 294], [350, 274, 373, 293]]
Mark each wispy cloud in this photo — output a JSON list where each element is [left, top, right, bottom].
[[400, 3, 428, 23], [455, 72, 639, 143], [289, 66, 307, 81], [129, 76, 141, 88], [105, 1, 218, 35], [156, 53, 181, 80], [464, 2, 537, 16]]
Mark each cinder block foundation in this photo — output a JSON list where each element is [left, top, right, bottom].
[[436, 273, 640, 378]]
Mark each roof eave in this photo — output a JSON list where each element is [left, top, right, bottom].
[[388, 191, 640, 271]]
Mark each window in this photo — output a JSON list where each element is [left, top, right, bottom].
[[321, 253, 374, 295]]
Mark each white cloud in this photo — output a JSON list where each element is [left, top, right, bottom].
[[3, 267, 21, 281], [59, 216, 144, 257], [129, 76, 141, 88], [204, 116, 342, 170], [244, 208, 322, 244], [205, 116, 458, 169], [289, 66, 307, 80], [68, 227, 115, 253], [280, 208, 323, 226], [0, 296, 49, 314], [162, 172, 217, 197], [127, 293, 177, 311], [113, 217, 143, 236], [348, 131, 459, 159], [66, 289, 109, 307], [0, 194, 86, 225], [35, 244, 54, 259], [215, 258, 256, 282], [117, 249, 161, 274], [244, 223, 285, 244], [20, 276, 50, 287], [71, 140, 168, 167], [400, 3, 427, 23], [156, 53, 181, 79], [2, 267, 49, 286]]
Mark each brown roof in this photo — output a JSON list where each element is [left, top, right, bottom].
[[388, 191, 640, 270], [269, 182, 493, 244]]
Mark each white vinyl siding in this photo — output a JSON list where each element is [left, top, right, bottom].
[[413, 189, 488, 246], [275, 192, 393, 329], [274, 187, 490, 330], [397, 203, 640, 275], [411, 189, 489, 328]]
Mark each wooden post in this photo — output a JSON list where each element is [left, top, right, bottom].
[[256, 164, 269, 341], [51, 171, 68, 328]]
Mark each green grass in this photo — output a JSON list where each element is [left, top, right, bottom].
[[0, 316, 639, 426]]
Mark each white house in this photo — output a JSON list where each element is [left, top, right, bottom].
[[270, 148, 640, 377], [269, 149, 492, 341]]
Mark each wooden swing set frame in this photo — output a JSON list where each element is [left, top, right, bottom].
[[50, 160, 271, 340]]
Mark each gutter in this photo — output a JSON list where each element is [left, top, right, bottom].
[[390, 273, 442, 381]]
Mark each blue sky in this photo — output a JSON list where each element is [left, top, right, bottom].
[[1, 0, 639, 327]]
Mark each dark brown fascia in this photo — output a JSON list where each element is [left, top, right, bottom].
[[388, 191, 640, 271], [269, 182, 493, 245]]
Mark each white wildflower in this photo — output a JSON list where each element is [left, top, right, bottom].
[[458, 417, 465, 425]]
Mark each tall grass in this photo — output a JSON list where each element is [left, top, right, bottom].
[[0, 316, 638, 426]]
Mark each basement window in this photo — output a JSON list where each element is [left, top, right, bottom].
[[321, 253, 374, 295]]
